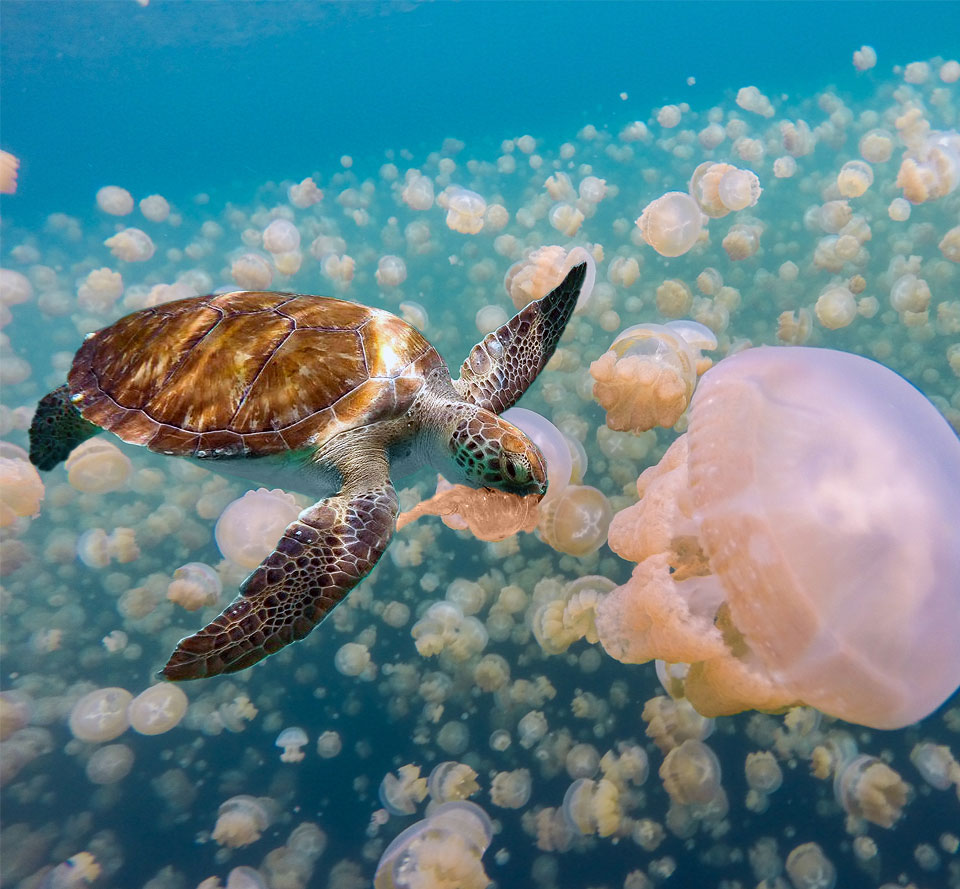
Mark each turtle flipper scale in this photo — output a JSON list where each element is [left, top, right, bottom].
[[161, 483, 399, 680], [454, 262, 586, 413], [29, 385, 100, 471]]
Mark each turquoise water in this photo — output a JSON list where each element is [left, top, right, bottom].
[[2, 3, 960, 889]]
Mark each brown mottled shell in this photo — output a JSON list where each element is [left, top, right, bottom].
[[68, 291, 445, 458]]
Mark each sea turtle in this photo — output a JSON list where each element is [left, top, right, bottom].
[[29, 263, 587, 680]]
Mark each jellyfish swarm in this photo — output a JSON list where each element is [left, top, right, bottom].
[[594, 346, 960, 730]]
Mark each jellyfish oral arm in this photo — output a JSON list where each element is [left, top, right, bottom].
[[161, 457, 398, 680]]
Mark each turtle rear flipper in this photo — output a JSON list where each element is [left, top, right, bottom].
[[29, 385, 99, 471], [454, 262, 586, 413], [161, 478, 399, 680]]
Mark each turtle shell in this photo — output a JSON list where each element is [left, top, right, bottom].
[[69, 291, 445, 458]]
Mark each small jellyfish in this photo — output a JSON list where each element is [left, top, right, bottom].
[[837, 160, 874, 197], [636, 192, 703, 257], [660, 739, 723, 805], [334, 642, 372, 678], [262, 219, 300, 254], [0, 456, 44, 527], [376, 255, 407, 287], [690, 163, 762, 217], [104, 227, 155, 262], [786, 842, 836, 889], [166, 562, 222, 611], [64, 439, 132, 494], [489, 769, 532, 809], [835, 755, 909, 828], [910, 742, 958, 791], [139, 194, 171, 222], [589, 321, 717, 433], [427, 761, 479, 802], [379, 764, 428, 815], [212, 795, 275, 848], [128, 684, 188, 735], [0, 150, 20, 194], [814, 285, 857, 329], [85, 743, 134, 784], [316, 730, 342, 759], [276, 727, 308, 763], [517, 710, 548, 749], [537, 485, 613, 557], [231, 253, 273, 289], [96, 186, 134, 216], [215, 488, 301, 569], [68, 687, 133, 743], [566, 743, 601, 779]]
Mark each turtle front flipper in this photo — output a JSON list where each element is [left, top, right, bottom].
[[454, 262, 586, 413], [29, 385, 100, 471], [161, 479, 399, 680]]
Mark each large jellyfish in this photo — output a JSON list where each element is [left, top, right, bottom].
[[595, 346, 960, 729]]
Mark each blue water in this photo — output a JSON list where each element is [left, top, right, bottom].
[[4, 1, 958, 223]]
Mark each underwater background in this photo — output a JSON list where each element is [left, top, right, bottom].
[[2, 2, 960, 889]]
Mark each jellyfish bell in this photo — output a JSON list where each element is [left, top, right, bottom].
[[215, 488, 301, 569], [127, 684, 188, 735], [68, 687, 133, 743], [636, 192, 704, 257], [595, 346, 960, 730]]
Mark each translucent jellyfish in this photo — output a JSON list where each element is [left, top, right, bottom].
[[785, 843, 836, 889], [334, 642, 372, 678], [376, 255, 407, 287], [0, 150, 19, 194], [96, 186, 134, 216], [835, 755, 909, 827], [537, 485, 613, 557], [896, 130, 960, 203], [379, 764, 428, 815], [504, 245, 596, 311], [589, 321, 717, 433], [68, 687, 133, 742], [139, 194, 171, 222], [659, 739, 722, 805], [689, 163, 762, 217], [501, 407, 572, 509], [212, 795, 275, 848], [566, 743, 601, 779], [276, 726, 308, 763], [561, 777, 622, 837], [814, 285, 857, 330], [64, 439, 132, 493], [104, 227, 155, 262], [837, 160, 874, 197], [736, 85, 774, 117], [517, 710, 548, 749], [166, 562, 222, 611], [400, 171, 434, 210], [594, 346, 960, 729], [489, 768, 532, 808], [427, 761, 479, 802], [0, 268, 32, 307], [373, 801, 493, 889], [128, 684, 188, 735], [442, 186, 487, 234], [215, 488, 301, 569], [85, 743, 134, 784], [288, 176, 323, 208], [910, 742, 959, 791], [316, 730, 342, 758], [231, 253, 273, 289], [37, 852, 102, 889], [262, 219, 300, 254], [0, 455, 44, 527], [745, 751, 783, 794], [636, 192, 703, 257], [436, 721, 470, 756], [853, 45, 877, 71]]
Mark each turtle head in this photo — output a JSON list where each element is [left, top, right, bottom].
[[445, 407, 547, 497]]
